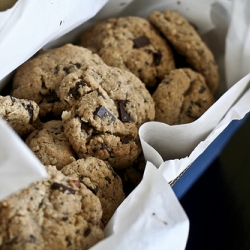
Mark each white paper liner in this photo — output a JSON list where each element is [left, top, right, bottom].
[[0, 118, 47, 201], [0, 0, 250, 249]]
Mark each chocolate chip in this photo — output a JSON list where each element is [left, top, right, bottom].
[[105, 176, 111, 184], [44, 91, 60, 103], [69, 81, 86, 99], [80, 121, 92, 134], [65, 236, 72, 246], [153, 51, 162, 66], [84, 228, 91, 237], [94, 106, 116, 121], [51, 182, 76, 194], [118, 100, 133, 122], [74, 63, 82, 68], [21, 103, 34, 123], [120, 136, 134, 144], [27, 235, 36, 243], [63, 65, 75, 74], [133, 36, 150, 48], [199, 85, 206, 94], [54, 66, 60, 74]]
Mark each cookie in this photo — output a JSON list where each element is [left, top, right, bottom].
[[59, 65, 155, 169], [152, 68, 215, 125], [77, 16, 175, 87], [148, 10, 220, 94], [116, 152, 146, 196], [0, 165, 104, 250], [26, 120, 77, 170], [0, 95, 39, 137], [11, 44, 105, 119], [61, 157, 125, 226]]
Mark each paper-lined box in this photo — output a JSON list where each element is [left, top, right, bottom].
[[0, 0, 250, 249]]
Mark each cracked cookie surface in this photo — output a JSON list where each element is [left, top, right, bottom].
[[61, 157, 125, 226], [0, 165, 104, 250], [152, 68, 215, 125], [78, 16, 175, 87], [148, 10, 220, 93], [11, 44, 105, 119]]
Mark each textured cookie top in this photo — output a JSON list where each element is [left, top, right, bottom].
[[152, 68, 215, 125], [61, 157, 125, 226], [148, 10, 220, 94], [78, 16, 175, 87], [26, 120, 77, 169], [0, 165, 104, 250], [0, 95, 39, 137], [11, 44, 105, 118], [60, 65, 155, 168]]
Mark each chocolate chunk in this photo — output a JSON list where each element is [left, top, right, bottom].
[[105, 176, 111, 184], [118, 100, 133, 122], [27, 235, 36, 243], [199, 85, 206, 94], [63, 65, 75, 74], [133, 36, 150, 48], [21, 103, 34, 123], [84, 228, 91, 237], [74, 63, 82, 69], [54, 66, 60, 74], [69, 81, 86, 99], [44, 91, 60, 103], [65, 236, 72, 247], [153, 51, 162, 66], [51, 182, 76, 194], [120, 136, 134, 144], [80, 121, 92, 134], [94, 106, 116, 121]]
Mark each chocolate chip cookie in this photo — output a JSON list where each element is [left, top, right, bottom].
[[78, 16, 175, 87], [0, 165, 104, 250], [11, 44, 105, 119], [59, 65, 155, 169], [148, 10, 220, 94], [0, 95, 39, 137], [61, 157, 125, 226], [26, 120, 77, 170], [152, 68, 215, 125]]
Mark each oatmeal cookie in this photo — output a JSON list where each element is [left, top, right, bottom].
[[78, 16, 175, 87], [152, 68, 215, 125], [148, 10, 220, 93], [59, 65, 155, 169], [0, 95, 39, 137], [11, 44, 105, 119], [0, 165, 104, 250], [61, 157, 125, 226]]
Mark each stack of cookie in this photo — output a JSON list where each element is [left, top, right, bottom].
[[78, 10, 219, 125], [0, 9, 219, 250]]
